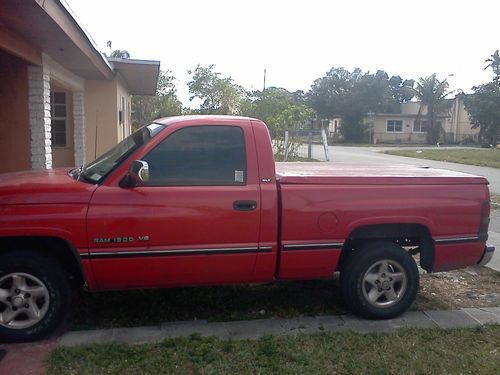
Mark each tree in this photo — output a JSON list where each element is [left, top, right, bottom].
[[240, 87, 314, 159], [109, 50, 130, 59], [485, 50, 500, 84], [241, 87, 314, 134], [131, 70, 182, 129], [307, 67, 414, 142], [241, 87, 294, 131], [463, 51, 500, 145], [413, 74, 451, 144], [187, 64, 245, 114], [463, 84, 500, 145], [388, 76, 415, 104]]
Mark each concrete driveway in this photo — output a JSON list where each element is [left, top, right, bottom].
[[313, 145, 500, 194], [311, 145, 500, 272]]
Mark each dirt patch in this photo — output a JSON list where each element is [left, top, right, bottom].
[[415, 266, 500, 310]]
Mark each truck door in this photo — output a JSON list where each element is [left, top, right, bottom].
[[86, 123, 262, 289]]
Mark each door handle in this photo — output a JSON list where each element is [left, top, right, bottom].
[[233, 200, 257, 211]]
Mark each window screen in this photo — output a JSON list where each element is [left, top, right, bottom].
[[50, 91, 67, 147], [143, 126, 247, 186], [386, 120, 403, 132]]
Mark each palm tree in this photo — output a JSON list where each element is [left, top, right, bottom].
[[414, 74, 450, 144], [485, 50, 500, 84]]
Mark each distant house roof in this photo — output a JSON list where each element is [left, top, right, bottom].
[[371, 98, 458, 118], [0, 0, 159, 94], [371, 113, 450, 119]]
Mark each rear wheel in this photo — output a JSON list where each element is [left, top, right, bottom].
[[340, 241, 419, 319], [0, 251, 70, 342]]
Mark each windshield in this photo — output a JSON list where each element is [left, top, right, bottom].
[[79, 123, 165, 184]]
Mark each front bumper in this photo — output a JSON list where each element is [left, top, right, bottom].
[[477, 245, 495, 266]]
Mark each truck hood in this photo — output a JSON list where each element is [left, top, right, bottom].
[[0, 168, 98, 205], [276, 163, 489, 185]]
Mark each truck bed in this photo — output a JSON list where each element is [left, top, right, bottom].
[[276, 163, 488, 185]]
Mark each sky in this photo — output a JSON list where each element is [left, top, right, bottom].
[[66, 0, 500, 107]]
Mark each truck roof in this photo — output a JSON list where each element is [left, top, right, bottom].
[[153, 115, 260, 126], [276, 163, 489, 185]]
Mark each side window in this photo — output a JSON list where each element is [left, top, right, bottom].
[[143, 126, 247, 186]]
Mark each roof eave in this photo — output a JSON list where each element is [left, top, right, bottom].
[[108, 58, 160, 95], [36, 0, 114, 79]]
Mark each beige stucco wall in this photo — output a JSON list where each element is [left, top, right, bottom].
[[84, 74, 132, 163], [115, 74, 131, 142], [449, 98, 477, 141], [85, 79, 118, 163]]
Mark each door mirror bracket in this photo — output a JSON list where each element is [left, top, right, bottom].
[[119, 160, 150, 188]]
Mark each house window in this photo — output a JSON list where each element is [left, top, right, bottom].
[[413, 120, 441, 133], [50, 92, 67, 147], [386, 120, 403, 132]]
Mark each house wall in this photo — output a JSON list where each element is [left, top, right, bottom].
[[372, 98, 478, 144], [0, 49, 31, 173], [372, 116, 427, 144], [448, 98, 477, 142], [116, 74, 131, 142], [84, 79, 118, 162]]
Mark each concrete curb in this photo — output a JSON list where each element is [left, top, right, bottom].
[[58, 307, 500, 347]]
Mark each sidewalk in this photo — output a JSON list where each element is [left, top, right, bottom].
[[486, 212, 500, 272], [59, 307, 500, 347], [0, 339, 56, 375]]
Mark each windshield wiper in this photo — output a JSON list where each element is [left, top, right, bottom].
[[76, 163, 86, 182], [71, 163, 95, 184]]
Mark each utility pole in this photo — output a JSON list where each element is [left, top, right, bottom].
[[263, 69, 266, 91]]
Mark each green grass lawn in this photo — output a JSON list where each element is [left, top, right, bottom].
[[384, 149, 500, 168], [48, 326, 500, 375]]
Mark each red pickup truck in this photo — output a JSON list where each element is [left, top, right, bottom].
[[0, 115, 495, 342]]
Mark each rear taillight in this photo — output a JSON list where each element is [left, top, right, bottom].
[[479, 198, 491, 239]]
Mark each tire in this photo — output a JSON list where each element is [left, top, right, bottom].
[[340, 241, 419, 319], [0, 250, 71, 342]]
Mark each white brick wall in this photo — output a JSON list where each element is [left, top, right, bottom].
[[28, 66, 52, 169], [73, 91, 86, 166]]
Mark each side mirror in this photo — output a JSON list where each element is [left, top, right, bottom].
[[119, 160, 149, 188]]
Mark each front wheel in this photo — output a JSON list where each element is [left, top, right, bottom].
[[0, 251, 71, 342], [340, 241, 419, 319]]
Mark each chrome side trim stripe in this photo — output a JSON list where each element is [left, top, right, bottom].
[[434, 236, 480, 245], [259, 247, 273, 252], [283, 243, 343, 251], [81, 246, 272, 260]]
